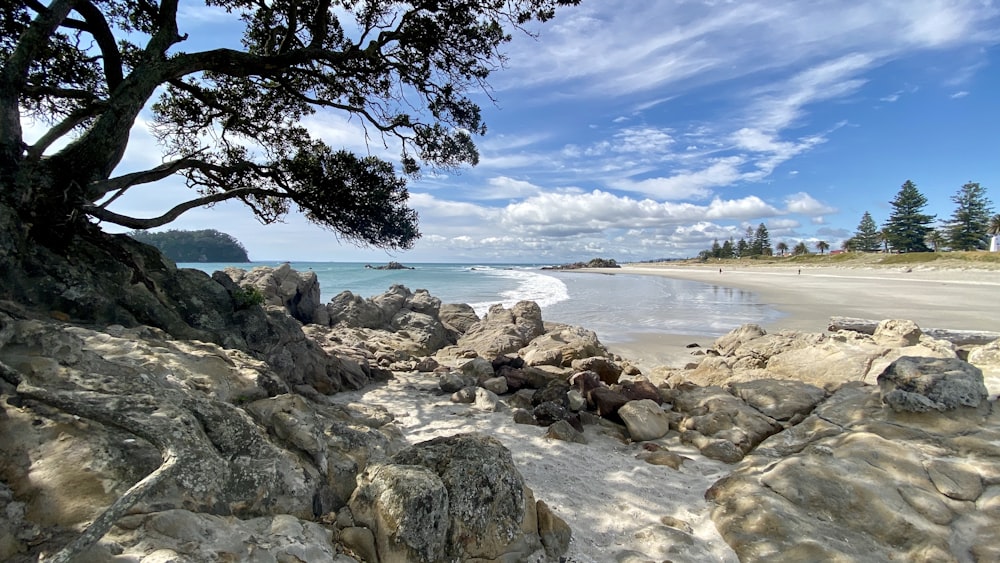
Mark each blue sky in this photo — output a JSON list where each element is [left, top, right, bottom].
[[90, 1, 1000, 262]]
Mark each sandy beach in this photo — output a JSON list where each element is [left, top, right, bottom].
[[594, 261, 1000, 371]]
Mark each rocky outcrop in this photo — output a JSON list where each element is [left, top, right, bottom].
[[450, 301, 546, 359], [350, 433, 567, 562], [680, 321, 959, 391], [541, 258, 620, 270], [707, 379, 1000, 562], [364, 261, 413, 270], [225, 263, 324, 324]]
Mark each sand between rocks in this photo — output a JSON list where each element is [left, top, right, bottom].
[[330, 371, 738, 563]]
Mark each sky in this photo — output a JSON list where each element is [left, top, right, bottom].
[[82, 1, 1000, 262]]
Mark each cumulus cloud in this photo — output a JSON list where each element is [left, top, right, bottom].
[[784, 192, 838, 215]]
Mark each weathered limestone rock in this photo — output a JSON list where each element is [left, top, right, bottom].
[[877, 356, 988, 412], [545, 419, 588, 444], [618, 399, 671, 441], [457, 301, 545, 359], [707, 383, 1000, 562], [351, 434, 559, 562], [438, 303, 480, 337], [225, 263, 323, 324], [521, 323, 609, 367], [324, 285, 452, 356], [665, 384, 782, 461], [97, 510, 340, 562], [728, 379, 826, 421]]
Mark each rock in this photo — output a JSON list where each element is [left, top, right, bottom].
[[415, 356, 440, 372], [512, 408, 537, 425], [545, 419, 588, 444], [572, 356, 622, 385], [872, 318, 923, 347], [450, 387, 476, 403], [439, 371, 475, 393], [566, 389, 586, 412], [590, 387, 630, 419], [339, 526, 378, 563], [636, 450, 690, 470], [474, 387, 504, 412], [349, 463, 450, 562], [533, 401, 569, 426], [536, 500, 572, 559], [707, 383, 1000, 562], [360, 434, 555, 561], [618, 399, 671, 441], [457, 301, 545, 359], [671, 385, 782, 454], [728, 379, 826, 421], [619, 380, 662, 404], [101, 510, 339, 561], [569, 370, 605, 396], [225, 263, 323, 324], [521, 323, 609, 367], [713, 323, 768, 356], [877, 356, 988, 412], [699, 438, 745, 463], [482, 375, 509, 395], [460, 356, 496, 380], [438, 303, 480, 336]]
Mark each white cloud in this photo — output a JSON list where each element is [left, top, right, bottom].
[[784, 192, 838, 215], [950, 91, 970, 99]]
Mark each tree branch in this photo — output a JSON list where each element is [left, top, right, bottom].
[[85, 186, 283, 229], [71, 0, 125, 91]]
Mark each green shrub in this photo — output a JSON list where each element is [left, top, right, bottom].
[[233, 285, 265, 310]]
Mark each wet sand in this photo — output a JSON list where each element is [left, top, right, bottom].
[[593, 263, 1000, 370]]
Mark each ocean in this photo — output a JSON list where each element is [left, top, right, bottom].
[[181, 262, 784, 344]]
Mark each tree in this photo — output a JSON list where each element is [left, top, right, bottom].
[[815, 240, 829, 254], [752, 223, 772, 256], [711, 239, 722, 259], [926, 229, 946, 252], [792, 241, 809, 255], [736, 238, 748, 258], [128, 229, 250, 262], [991, 214, 1000, 236], [945, 182, 994, 251], [1, 0, 579, 247], [883, 180, 935, 253], [776, 241, 788, 256], [853, 211, 881, 252], [720, 239, 734, 259]]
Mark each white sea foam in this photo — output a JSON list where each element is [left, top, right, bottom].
[[467, 267, 569, 317]]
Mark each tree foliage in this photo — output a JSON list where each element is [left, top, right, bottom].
[[792, 241, 809, 255], [751, 223, 772, 257], [815, 240, 829, 254], [944, 182, 994, 251], [852, 211, 881, 252], [128, 228, 250, 262], [884, 180, 934, 253], [0, 0, 578, 248]]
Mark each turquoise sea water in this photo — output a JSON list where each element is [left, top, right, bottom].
[[181, 262, 783, 343]]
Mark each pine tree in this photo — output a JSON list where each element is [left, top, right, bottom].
[[884, 180, 934, 252], [721, 239, 734, 259], [945, 182, 994, 251], [853, 211, 882, 252], [711, 239, 723, 258], [753, 223, 772, 256]]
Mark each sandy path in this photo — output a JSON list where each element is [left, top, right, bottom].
[[330, 372, 738, 562]]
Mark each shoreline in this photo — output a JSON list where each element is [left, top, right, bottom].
[[591, 263, 1000, 371]]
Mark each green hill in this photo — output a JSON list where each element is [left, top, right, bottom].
[[128, 229, 250, 263]]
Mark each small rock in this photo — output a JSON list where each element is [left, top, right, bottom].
[[451, 387, 476, 404], [482, 376, 509, 395], [545, 419, 587, 444], [533, 401, 568, 426], [618, 399, 671, 441], [512, 408, 536, 425], [474, 387, 503, 412], [637, 450, 689, 470], [567, 389, 586, 412], [536, 500, 572, 559]]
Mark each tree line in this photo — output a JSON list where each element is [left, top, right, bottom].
[[846, 181, 997, 253], [698, 180, 997, 260], [128, 229, 250, 263]]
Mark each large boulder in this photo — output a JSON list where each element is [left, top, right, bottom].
[[325, 285, 452, 356], [708, 383, 1000, 562], [225, 263, 323, 324], [521, 323, 609, 368], [456, 301, 546, 359], [349, 433, 567, 562], [664, 384, 782, 462], [877, 356, 989, 412]]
